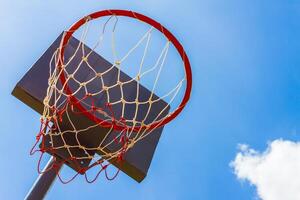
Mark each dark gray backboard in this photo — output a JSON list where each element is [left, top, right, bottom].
[[12, 33, 169, 182]]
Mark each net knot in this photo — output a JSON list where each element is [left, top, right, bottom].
[[85, 93, 93, 97], [102, 164, 108, 170], [96, 72, 102, 77], [84, 15, 92, 21], [91, 106, 97, 111], [43, 98, 49, 105], [136, 75, 141, 81], [52, 163, 59, 169], [48, 77, 54, 84], [70, 157, 76, 161], [40, 148, 46, 153], [58, 64, 65, 69], [103, 86, 108, 91], [96, 159, 104, 164], [127, 140, 134, 148], [69, 73, 74, 78], [82, 56, 88, 62], [120, 117, 126, 124], [80, 82, 87, 86], [36, 134, 42, 140], [117, 80, 122, 86], [117, 153, 124, 162], [46, 116, 52, 121], [79, 168, 87, 174]]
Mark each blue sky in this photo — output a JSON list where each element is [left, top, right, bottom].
[[0, 0, 299, 199]]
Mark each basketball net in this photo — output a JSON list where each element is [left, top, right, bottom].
[[30, 10, 191, 183]]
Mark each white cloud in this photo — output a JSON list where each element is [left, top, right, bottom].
[[230, 139, 300, 200]]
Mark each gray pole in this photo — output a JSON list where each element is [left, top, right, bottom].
[[24, 156, 63, 200]]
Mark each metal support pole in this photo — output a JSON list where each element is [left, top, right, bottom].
[[25, 156, 63, 200]]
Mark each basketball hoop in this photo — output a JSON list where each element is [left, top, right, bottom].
[[31, 9, 192, 183]]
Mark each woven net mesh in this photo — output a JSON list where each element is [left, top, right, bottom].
[[30, 14, 188, 183]]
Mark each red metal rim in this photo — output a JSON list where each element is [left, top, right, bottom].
[[58, 9, 192, 131]]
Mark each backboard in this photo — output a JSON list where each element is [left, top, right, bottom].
[[12, 33, 169, 182]]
